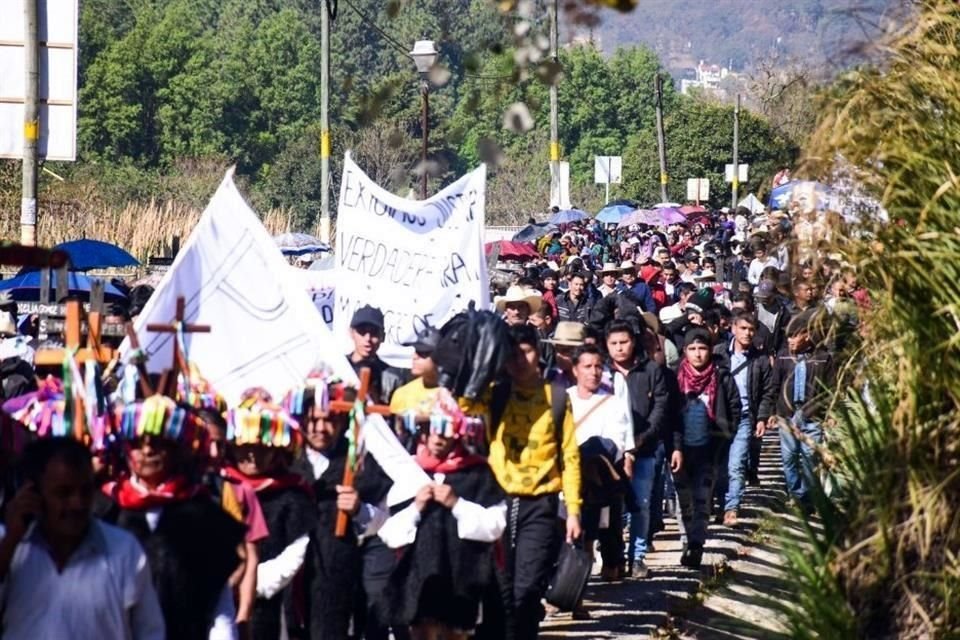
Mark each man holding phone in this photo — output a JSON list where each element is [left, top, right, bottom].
[[0, 438, 165, 639]]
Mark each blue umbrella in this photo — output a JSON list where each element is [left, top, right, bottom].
[[273, 232, 331, 256], [53, 239, 139, 271], [549, 209, 588, 224], [0, 270, 126, 301], [595, 204, 633, 224]]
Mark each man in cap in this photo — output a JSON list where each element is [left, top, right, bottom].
[[390, 326, 442, 417], [617, 260, 657, 313], [348, 305, 405, 405], [680, 253, 702, 284]]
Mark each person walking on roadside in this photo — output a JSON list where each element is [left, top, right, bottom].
[[674, 329, 740, 568], [605, 320, 671, 579], [713, 311, 776, 526], [773, 310, 835, 513]]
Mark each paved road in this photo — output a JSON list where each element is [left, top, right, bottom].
[[542, 432, 802, 640]]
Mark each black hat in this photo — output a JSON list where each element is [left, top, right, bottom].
[[403, 326, 441, 355], [350, 305, 384, 331], [684, 327, 713, 349]]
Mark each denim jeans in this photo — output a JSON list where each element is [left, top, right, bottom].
[[648, 442, 666, 540], [780, 412, 822, 502], [628, 454, 658, 562], [723, 417, 754, 512]]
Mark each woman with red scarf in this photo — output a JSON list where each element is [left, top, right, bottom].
[[222, 395, 317, 640], [673, 329, 740, 568], [378, 392, 506, 640], [101, 394, 246, 640]]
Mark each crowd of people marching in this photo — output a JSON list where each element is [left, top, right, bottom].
[[0, 198, 864, 640]]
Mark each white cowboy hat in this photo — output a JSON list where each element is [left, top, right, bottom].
[[494, 285, 543, 313], [619, 260, 635, 272], [694, 270, 717, 282], [598, 262, 621, 274]]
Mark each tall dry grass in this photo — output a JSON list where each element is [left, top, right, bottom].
[[1, 197, 297, 262], [783, 2, 960, 637]]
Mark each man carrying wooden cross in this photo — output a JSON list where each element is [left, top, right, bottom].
[[286, 373, 392, 640]]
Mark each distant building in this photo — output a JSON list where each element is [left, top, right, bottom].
[[680, 60, 736, 95]]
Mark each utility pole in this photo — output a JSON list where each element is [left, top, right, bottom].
[[548, 0, 560, 208], [420, 84, 429, 199], [732, 93, 740, 210], [318, 0, 331, 244], [654, 73, 668, 204], [21, 0, 39, 246]]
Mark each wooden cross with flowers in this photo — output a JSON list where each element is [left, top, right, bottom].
[[327, 367, 392, 537]]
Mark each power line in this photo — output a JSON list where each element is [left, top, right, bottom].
[[340, 0, 411, 58], [341, 0, 514, 84]]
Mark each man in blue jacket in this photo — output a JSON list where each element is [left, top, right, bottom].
[[616, 260, 657, 313]]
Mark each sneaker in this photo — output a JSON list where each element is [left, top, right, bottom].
[[630, 560, 650, 579], [723, 510, 738, 527]]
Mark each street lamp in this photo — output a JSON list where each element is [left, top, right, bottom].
[[410, 40, 438, 199]]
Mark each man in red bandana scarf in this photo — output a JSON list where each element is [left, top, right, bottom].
[[673, 329, 740, 568], [101, 397, 246, 640]]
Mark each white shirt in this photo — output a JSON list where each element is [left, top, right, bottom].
[[567, 381, 635, 459], [747, 257, 779, 285], [0, 519, 165, 640]]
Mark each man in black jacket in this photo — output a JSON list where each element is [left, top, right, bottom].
[[712, 311, 776, 526], [556, 272, 592, 323], [773, 310, 835, 511], [605, 320, 671, 579], [346, 305, 406, 405]]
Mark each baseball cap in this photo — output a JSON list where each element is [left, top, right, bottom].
[[403, 326, 441, 355], [350, 305, 384, 331]]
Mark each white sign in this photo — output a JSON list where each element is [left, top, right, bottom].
[[549, 161, 572, 210], [286, 266, 335, 329], [686, 178, 710, 202], [123, 168, 357, 405], [594, 156, 623, 185], [335, 153, 489, 368], [0, 0, 78, 160], [725, 164, 749, 183]]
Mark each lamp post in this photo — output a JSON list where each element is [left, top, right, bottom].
[[410, 40, 437, 200]]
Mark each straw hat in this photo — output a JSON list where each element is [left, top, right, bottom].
[[494, 285, 543, 313], [619, 260, 635, 272], [544, 321, 586, 347], [598, 262, 621, 275], [694, 270, 717, 282]]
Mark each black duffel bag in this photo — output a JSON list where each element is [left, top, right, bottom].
[[545, 542, 592, 611]]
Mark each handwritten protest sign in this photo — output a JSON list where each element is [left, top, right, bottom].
[[124, 169, 357, 404], [286, 266, 335, 329], [334, 153, 490, 366]]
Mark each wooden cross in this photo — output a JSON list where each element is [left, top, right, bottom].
[[34, 300, 115, 367], [146, 296, 210, 399], [330, 367, 393, 537], [33, 300, 117, 440]]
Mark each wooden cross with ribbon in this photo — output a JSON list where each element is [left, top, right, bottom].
[[145, 296, 210, 399], [328, 367, 392, 537], [33, 300, 117, 439]]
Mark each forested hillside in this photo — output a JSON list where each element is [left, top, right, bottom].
[[0, 0, 802, 239], [591, 0, 904, 74]]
